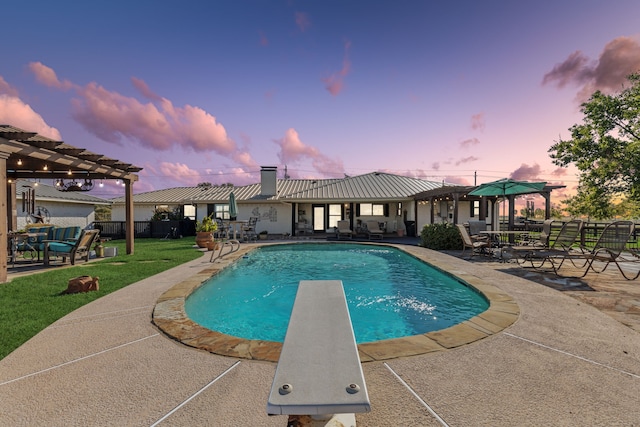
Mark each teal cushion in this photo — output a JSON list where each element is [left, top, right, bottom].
[[47, 241, 75, 254]]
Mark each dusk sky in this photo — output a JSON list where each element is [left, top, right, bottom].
[[2, 1, 640, 201]]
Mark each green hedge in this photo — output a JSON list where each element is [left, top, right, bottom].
[[420, 223, 462, 250]]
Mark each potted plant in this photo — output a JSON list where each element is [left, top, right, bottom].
[[258, 230, 268, 240], [195, 215, 218, 248]]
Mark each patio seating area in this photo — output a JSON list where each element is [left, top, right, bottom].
[[1, 242, 638, 425]]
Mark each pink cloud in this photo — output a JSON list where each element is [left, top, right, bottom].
[[550, 167, 568, 178], [0, 93, 62, 140], [543, 36, 640, 101], [28, 62, 74, 90], [459, 138, 480, 148], [131, 77, 162, 102], [455, 156, 479, 166], [322, 40, 352, 96], [274, 128, 344, 177], [156, 162, 203, 186], [509, 163, 543, 181], [294, 12, 311, 32], [27, 63, 259, 169], [0, 76, 19, 97], [470, 113, 485, 131]]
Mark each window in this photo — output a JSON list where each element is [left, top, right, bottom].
[[328, 204, 342, 228], [214, 204, 230, 220], [359, 203, 385, 216], [471, 200, 480, 218], [183, 204, 196, 220]]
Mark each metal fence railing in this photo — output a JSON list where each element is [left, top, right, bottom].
[[93, 220, 196, 239]]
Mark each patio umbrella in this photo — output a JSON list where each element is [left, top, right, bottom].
[[468, 178, 546, 227], [229, 191, 238, 220]]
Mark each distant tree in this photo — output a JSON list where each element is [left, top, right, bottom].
[[94, 205, 111, 221], [197, 182, 212, 188], [549, 73, 640, 220]]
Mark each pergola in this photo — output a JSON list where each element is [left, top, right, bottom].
[[413, 183, 565, 231], [0, 125, 141, 283]]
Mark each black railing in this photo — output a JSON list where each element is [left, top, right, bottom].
[[93, 220, 196, 239]]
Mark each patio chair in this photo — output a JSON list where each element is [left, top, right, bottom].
[[531, 219, 554, 247], [43, 229, 100, 266], [513, 219, 584, 271], [456, 224, 490, 258], [336, 220, 353, 240], [365, 221, 384, 240], [242, 216, 258, 242]]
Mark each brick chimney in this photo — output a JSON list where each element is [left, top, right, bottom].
[[260, 166, 277, 196]]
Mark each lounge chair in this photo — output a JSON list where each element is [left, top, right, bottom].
[[561, 220, 639, 280], [43, 229, 100, 266], [365, 221, 384, 240], [456, 224, 490, 258], [513, 219, 583, 271], [336, 220, 353, 240]]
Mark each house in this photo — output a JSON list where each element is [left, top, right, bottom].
[[111, 167, 452, 236], [14, 180, 111, 231]]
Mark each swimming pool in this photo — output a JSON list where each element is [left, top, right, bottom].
[[185, 243, 489, 343]]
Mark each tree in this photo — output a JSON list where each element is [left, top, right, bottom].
[[549, 73, 640, 219]]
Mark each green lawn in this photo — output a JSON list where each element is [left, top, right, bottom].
[[0, 238, 203, 360]]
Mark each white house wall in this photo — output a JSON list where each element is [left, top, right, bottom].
[[112, 204, 163, 221], [17, 201, 96, 230]]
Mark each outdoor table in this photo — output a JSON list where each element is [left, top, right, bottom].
[[8, 232, 47, 266], [228, 220, 248, 240], [480, 230, 530, 260]]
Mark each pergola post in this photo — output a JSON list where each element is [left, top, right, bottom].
[[125, 179, 135, 255], [0, 154, 8, 283]]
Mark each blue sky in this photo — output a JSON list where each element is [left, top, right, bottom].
[[2, 0, 640, 201]]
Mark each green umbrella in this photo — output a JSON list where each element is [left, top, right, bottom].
[[468, 178, 547, 197], [229, 191, 238, 220], [468, 179, 547, 227]]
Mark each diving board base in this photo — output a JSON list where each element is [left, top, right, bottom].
[[287, 413, 356, 427]]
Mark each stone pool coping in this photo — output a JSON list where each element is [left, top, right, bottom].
[[152, 242, 519, 362]]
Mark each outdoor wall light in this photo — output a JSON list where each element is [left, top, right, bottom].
[[17, 159, 22, 166]]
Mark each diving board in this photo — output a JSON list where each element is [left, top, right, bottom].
[[267, 280, 370, 423]]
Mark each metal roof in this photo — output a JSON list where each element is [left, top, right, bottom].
[[281, 172, 445, 201], [114, 172, 449, 204], [110, 186, 215, 204], [16, 180, 111, 205]]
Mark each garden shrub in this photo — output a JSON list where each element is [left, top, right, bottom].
[[420, 223, 462, 250]]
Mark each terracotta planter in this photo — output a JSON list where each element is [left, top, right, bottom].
[[195, 232, 214, 248], [206, 240, 220, 251]]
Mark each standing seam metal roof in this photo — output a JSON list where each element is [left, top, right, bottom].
[[112, 172, 449, 204]]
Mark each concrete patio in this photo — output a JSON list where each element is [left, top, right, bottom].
[[1, 243, 639, 426]]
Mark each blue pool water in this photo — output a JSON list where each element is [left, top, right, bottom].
[[185, 243, 488, 344]]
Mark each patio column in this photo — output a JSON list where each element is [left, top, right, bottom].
[[541, 191, 551, 219], [125, 179, 135, 255], [452, 193, 460, 224], [0, 153, 8, 283], [429, 197, 435, 225]]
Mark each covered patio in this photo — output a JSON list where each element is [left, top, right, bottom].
[[0, 124, 141, 283], [413, 182, 565, 231]]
